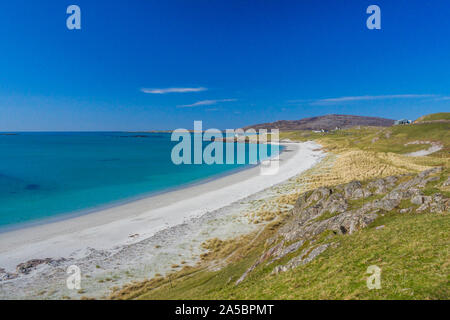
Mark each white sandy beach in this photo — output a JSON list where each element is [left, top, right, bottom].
[[0, 141, 324, 299]]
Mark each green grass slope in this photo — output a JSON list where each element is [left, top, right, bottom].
[[280, 122, 449, 157], [113, 208, 449, 300], [415, 112, 450, 122]]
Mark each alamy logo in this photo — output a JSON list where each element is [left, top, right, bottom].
[[366, 5, 381, 30], [66, 5, 81, 30], [66, 265, 81, 290], [366, 265, 381, 290], [171, 121, 280, 175]]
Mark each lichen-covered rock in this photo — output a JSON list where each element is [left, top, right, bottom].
[[411, 195, 426, 205], [371, 198, 401, 211], [272, 243, 332, 274], [443, 176, 450, 187], [418, 167, 442, 178], [394, 168, 442, 192], [343, 181, 362, 198], [416, 203, 429, 213], [399, 207, 413, 214], [269, 240, 306, 263], [235, 240, 285, 285], [352, 188, 372, 199], [367, 176, 398, 194], [429, 194, 449, 213], [417, 176, 440, 188]]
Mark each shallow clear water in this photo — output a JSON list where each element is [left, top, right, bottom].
[[0, 132, 278, 230]]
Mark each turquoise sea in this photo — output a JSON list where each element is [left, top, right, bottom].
[[0, 132, 278, 231]]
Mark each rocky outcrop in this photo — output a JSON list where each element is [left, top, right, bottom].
[[272, 243, 333, 274], [443, 177, 450, 187], [235, 167, 449, 284]]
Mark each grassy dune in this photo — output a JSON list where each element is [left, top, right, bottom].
[[416, 112, 450, 122], [280, 122, 449, 156], [110, 114, 449, 300]]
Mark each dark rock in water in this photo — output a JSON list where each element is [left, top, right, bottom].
[[25, 184, 40, 191]]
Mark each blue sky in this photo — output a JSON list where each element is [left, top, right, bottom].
[[0, 0, 449, 131]]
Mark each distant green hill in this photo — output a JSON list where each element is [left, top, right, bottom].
[[415, 112, 450, 123]]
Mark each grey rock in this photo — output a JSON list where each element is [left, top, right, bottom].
[[410, 195, 432, 205], [352, 188, 372, 200], [429, 193, 449, 213], [368, 177, 397, 194], [418, 176, 440, 188], [393, 169, 441, 192], [384, 176, 398, 185], [416, 203, 429, 213], [418, 167, 442, 178], [344, 181, 363, 198], [271, 240, 305, 262], [443, 177, 450, 187], [385, 190, 409, 201], [372, 198, 401, 211], [273, 243, 331, 274], [411, 195, 425, 205], [399, 207, 413, 214], [236, 241, 285, 285]]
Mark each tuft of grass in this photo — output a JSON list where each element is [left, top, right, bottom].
[[312, 210, 341, 222]]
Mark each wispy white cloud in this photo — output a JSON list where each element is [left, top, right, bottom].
[[308, 94, 438, 105], [435, 96, 450, 101], [141, 87, 207, 94], [177, 99, 237, 108]]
